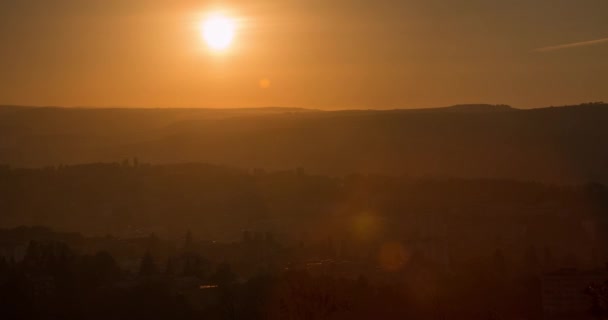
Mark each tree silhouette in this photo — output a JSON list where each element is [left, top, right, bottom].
[[139, 252, 159, 277], [586, 281, 608, 320]]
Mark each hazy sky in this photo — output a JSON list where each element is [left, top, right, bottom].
[[0, 0, 607, 109]]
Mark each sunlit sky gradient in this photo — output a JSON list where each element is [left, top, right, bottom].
[[0, 0, 607, 109]]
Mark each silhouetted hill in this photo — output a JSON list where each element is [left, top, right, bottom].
[[1, 103, 607, 183], [433, 104, 514, 113], [2, 163, 607, 243]]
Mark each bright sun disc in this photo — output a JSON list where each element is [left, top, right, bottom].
[[202, 14, 235, 51]]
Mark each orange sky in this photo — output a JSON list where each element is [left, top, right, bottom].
[[0, 0, 607, 109]]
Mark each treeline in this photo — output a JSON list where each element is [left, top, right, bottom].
[[0, 238, 547, 320]]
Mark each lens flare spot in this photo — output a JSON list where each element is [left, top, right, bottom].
[[378, 241, 409, 271], [353, 212, 382, 241], [259, 78, 271, 89]]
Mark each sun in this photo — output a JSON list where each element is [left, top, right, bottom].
[[201, 14, 235, 51]]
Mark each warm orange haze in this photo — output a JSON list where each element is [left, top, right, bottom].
[[1, 1, 608, 320], [0, 0, 607, 109]]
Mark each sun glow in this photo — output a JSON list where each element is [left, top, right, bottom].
[[201, 14, 236, 51]]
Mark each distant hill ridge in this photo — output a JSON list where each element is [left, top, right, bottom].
[[0, 102, 607, 183], [1, 102, 606, 113], [425, 104, 514, 113]]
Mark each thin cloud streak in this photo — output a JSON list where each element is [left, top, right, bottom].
[[534, 37, 608, 52]]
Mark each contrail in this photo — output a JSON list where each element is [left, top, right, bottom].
[[534, 37, 608, 52]]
